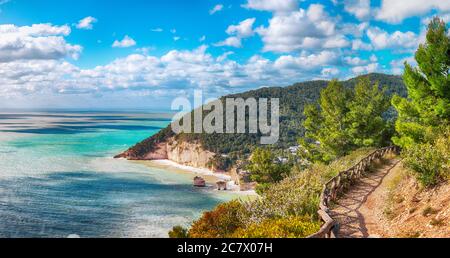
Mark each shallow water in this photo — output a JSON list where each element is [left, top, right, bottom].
[[0, 112, 236, 238]]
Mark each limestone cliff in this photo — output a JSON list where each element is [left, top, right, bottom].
[[116, 137, 215, 170], [166, 139, 216, 169]]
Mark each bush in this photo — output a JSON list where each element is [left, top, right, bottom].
[[168, 226, 189, 238], [247, 148, 292, 184], [254, 183, 271, 195], [403, 128, 450, 187], [243, 148, 376, 224], [188, 200, 244, 238], [233, 216, 320, 238]]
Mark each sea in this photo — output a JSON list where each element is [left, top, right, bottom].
[[0, 111, 239, 238]]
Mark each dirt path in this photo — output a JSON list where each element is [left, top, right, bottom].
[[329, 159, 401, 238]]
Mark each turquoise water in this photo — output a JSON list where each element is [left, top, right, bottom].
[[0, 112, 235, 238]]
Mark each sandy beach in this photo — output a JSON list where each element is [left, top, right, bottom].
[[151, 160, 232, 181], [141, 159, 257, 195]]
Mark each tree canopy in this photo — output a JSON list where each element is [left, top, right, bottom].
[[301, 77, 391, 162], [392, 17, 450, 149]]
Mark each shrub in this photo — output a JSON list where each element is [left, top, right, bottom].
[[254, 183, 271, 195], [233, 216, 320, 238], [247, 148, 292, 184], [403, 128, 449, 187], [168, 226, 189, 238], [188, 200, 244, 238], [403, 143, 444, 186]]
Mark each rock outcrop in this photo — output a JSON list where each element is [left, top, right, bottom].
[[117, 137, 215, 170]]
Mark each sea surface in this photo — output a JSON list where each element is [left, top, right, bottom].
[[0, 112, 237, 238]]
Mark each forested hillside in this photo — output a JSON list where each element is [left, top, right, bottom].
[[117, 73, 405, 161]]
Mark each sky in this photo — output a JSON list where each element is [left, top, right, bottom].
[[0, 0, 449, 110]]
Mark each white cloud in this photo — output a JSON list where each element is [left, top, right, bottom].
[[76, 16, 97, 30], [0, 23, 81, 62], [323, 35, 350, 48], [352, 39, 372, 50], [343, 0, 371, 20], [367, 27, 418, 50], [256, 4, 346, 52], [0, 44, 345, 99], [390, 56, 416, 75], [151, 28, 163, 32], [199, 35, 206, 42], [341, 22, 369, 38], [214, 36, 242, 48], [0, 59, 79, 95], [216, 51, 234, 62], [136, 46, 155, 55], [376, 0, 450, 23], [226, 18, 256, 38], [112, 35, 136, 48], [321, 67, 340, 77], [173, 36, 181, 41], [274, 50, 339, 70], [0, 23, 71, 36], [351, 62, 379, 74], [243, 0, 298, 13], [344, 56, 368, 66], [210, 4, 224, 15], [215, 18, 256, 48]]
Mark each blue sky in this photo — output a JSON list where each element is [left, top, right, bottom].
[[0, 0, 449, 110]]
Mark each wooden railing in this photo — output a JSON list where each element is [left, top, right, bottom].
[[307, 146, 399, 238]]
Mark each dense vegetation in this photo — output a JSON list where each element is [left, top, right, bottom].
[[246, 148, 292, 194], [301, 77, 391, 162], [393, 18, 450, 187]]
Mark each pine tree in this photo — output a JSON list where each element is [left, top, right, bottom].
[[301, 80, 353, 162], [347, 77, 390, 147], [301, 78, 391, 163], [392, 17, 450, 148], [247, 148, 291, 193]]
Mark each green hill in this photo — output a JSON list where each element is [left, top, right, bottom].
[[116, 73, 406, 162]]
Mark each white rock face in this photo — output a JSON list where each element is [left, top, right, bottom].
[[142, 137, 215, 170], [166, 139, 215, 169]]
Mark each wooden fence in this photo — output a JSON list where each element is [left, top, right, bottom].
[[307, 146, 399, 238]]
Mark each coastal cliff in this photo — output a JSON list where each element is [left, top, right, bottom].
[[116, 136, 215, 170]]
